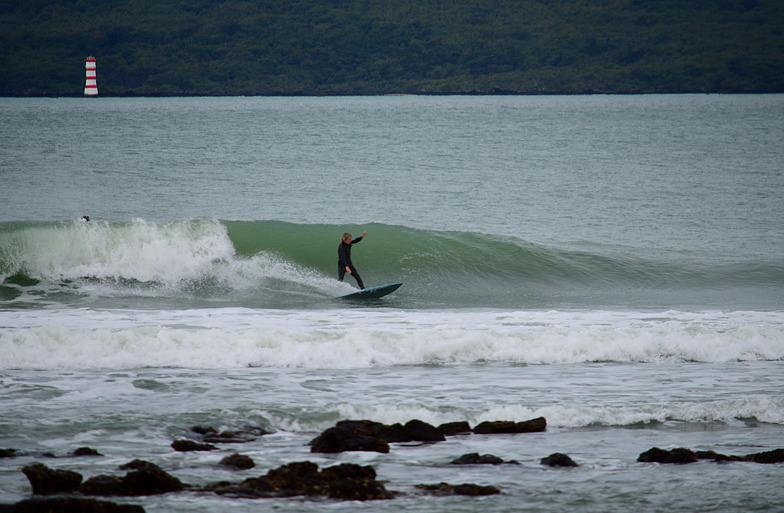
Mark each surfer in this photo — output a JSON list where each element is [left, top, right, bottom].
[[338, 231, 367, 289]]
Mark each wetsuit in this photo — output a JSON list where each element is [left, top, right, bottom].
[[338, 235, 365, 289]]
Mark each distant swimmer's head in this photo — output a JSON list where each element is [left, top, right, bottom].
[[80, 215, 90, 222], [342, 232, 352, 243]]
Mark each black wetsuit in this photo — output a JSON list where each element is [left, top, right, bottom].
[[338, 235, 365, 289]]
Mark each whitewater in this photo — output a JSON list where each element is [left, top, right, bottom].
[[1, 95, 783, 512], [3, 307, 784, 369]]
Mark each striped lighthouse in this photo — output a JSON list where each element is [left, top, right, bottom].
[[84, 57, 98, 96]]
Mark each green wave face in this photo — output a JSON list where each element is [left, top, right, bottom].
[[2, 219, 783, 310]]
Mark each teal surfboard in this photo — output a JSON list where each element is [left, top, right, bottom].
[[340, 282, 402, 300]]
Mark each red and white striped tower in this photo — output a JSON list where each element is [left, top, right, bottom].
[[84, 57, 98, 96]]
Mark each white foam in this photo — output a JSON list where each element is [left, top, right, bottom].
[[1, 309, 783, 370], [474, 396, 784, 427], [5, 218, 234, 283], [1, 218, 349, 298]]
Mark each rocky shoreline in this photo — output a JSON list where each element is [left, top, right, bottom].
[[2, 417, 783, 512]]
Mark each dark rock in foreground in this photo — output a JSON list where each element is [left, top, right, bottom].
[[472, 417, 546, 434], [309, 419, 445, 454], [541, 453, 578, 467], [639, 447, 784, 464], [437, 421, 472, 436], [73, 447, 103, 457], [4, 497, 145, 513], [220, 453, 255, 470], [22, 463, 83, 495], [191, 425, 271, 444], [170, 440, 217, 452], [399, 419, 446, 442], [744, 448, 784, 463], [118, 460, 160, 472], [309, 417, 550, 453], [80, 460, 184, 496], [450, 452, 519, 465], [694, 450, 745, 463], [309, 425, 390, 454], [416, 482, 501, 496], [205, 461, 392, 500], [638, 447, 698, 464]]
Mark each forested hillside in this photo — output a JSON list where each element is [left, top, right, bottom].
[[2, 0, 783, 95]]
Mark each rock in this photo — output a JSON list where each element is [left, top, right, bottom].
[[309, 426, 390, 454], [450, 453, 512, 465], [713, 453, 745, 463], [0, 449, 17, 458], [203, 432, 256, 444], [263, 461, 322, 495], [473, 421, 517, 434], [220, 453, 255, 470], [73, 447, 103, 457], [336, 419, 443, 443], [472, 417, 546, 434], [453, 483, 501, 496], [400, 419, 445, 442], [541, 453, 578, 467], [637, 447, 698, 464], [22, 463, 83, 495], [206, 476, 275, 498], [319, 462, 377, 481], [7, 497, 145, 512], [415, 482, 454, 494], [121, 467, 184, 496], [512, 416, 547, 432], [191, 425, 272, 444], [170, 439, 217, 452], [190, 425, 217, 436], [438, 421, 472, 436], [662, 448, 698, 464], [79, 476, 127, 496], [416, 482, 500, 496], [309, 419, 445, 454], [319, 463, 391, 500], [118, 460, 161, 472], [80, 467, 183, 496], [638, 447, 784, 464], [744, 448, 784, 464], [694, 450, 743, 463], [206, 461, 392, 500]]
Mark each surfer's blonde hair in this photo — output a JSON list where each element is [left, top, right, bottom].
[[342, 233, 352, 243]]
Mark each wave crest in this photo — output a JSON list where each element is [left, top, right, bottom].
[[2, 218, 783, 308]]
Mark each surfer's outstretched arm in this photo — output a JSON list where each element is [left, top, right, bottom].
[[352, 231, 367, 244]]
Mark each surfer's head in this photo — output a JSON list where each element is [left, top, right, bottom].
[[342, 233, 352, 243]]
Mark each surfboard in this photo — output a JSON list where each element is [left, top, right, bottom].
[[340, 282, 402, 300]]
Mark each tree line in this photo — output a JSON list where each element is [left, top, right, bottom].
[[1, 0, 782, 96]]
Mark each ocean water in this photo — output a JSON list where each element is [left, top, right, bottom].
[[1, 95, 783, 512]]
